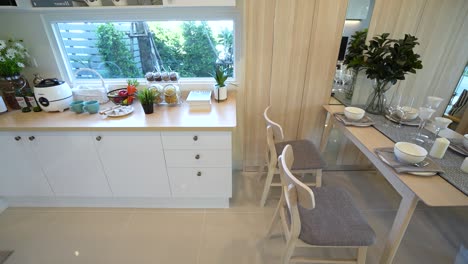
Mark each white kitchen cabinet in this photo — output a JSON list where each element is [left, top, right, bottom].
[[28, 131, 111, 197], [162, 131, 232, 198], [93, 131, 171, 197], [0, 132, 53, 197], [168, 167, 231, 197]]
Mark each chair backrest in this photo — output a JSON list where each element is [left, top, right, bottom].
[[264, 106, 284, 141], [279, 144, 316, 210], [278, 144, 316, 240], [266, 125, 278, 168]]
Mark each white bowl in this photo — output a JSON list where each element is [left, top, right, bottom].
[[396, 106, 419, 120], [344, 107, 365, 121], [463, 134, 468, 149], [394, 142, 428, 164]]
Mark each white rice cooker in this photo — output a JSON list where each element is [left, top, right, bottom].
[[34, 78, 73, 112]]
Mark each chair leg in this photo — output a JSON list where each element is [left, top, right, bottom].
[[282, 238, 297, 264], [260, 165, 276, 207], [357, 247, 368, 264], [266, 193, 283, 238], [316, 169, 322, 187]]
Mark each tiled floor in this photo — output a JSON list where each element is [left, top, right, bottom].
[[1, 170, 468, 264]]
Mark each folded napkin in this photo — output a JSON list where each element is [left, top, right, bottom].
[[447, 138, 468, 156], [375, 147, 444, 175], [334, 113, 375, 126]]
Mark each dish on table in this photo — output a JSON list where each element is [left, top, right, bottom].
[[106, 106, 134, 117], [384, 114, 420, 126], [447, 138, 468, 156], [407, 171, 437, 176]]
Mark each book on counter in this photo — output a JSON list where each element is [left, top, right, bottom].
[[186, 90, 212, 111], [31, 0, 73, 7]]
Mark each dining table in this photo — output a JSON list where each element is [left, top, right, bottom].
[[321, 104, 468, 264]]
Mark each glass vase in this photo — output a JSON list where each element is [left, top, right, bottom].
[[365, 79, 393, 115], [344, 69, 358, 100], [0, 75, 27, 110]]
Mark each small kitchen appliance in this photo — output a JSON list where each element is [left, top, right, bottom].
[[34, 78, 73, 112], [0, 96, 7, 113]]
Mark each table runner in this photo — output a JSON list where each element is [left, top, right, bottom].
[[365, 113, 468, 195]]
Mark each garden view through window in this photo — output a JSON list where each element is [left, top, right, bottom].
[[57, 21, 234, 80]]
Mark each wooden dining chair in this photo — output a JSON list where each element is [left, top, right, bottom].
[[266, 144, 375, 264], [260, 106, 325, 207]]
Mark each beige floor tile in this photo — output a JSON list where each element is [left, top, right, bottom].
[[108, 211, 205, 264], [198, 212, 276, 264]]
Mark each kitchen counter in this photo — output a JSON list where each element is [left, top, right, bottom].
[[0, 92, 237, 131]]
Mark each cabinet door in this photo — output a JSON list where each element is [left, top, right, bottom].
[[28, 131, 111, 197], [93, 131, 171, 197], [0, 132, 53, 196], [167, 168, 232, 197]]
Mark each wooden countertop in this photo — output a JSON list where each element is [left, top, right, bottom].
[[0, 92, 237, 131]]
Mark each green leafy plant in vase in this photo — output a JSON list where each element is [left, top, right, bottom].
[[137, 88, 156, 114], [343, 29, 368, 100], [213, 65, 228, 102], [363, 33, 423, 114]]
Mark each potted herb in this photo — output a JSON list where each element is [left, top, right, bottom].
[[363, 33, 423, 114], [137, 88, 155, 114], [213, 65, 228, 102], [343, 29, 368, 99]]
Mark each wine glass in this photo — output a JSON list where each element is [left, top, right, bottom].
[[432, 117, 453, 141], [413, 107, 436, 143], [384, 84, 403, 127], [425, 96, 444, 110]]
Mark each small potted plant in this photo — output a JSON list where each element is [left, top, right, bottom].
[[212, 65, 228, 102], [137, 88, 155, 114]]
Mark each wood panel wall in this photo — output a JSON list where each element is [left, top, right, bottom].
[[243, 0, 348, 170]]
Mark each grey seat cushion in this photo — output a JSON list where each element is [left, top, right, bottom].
[[275, 139, 326, 170], [298, 187, 376, 247]]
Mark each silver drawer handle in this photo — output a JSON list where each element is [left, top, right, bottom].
[[193, 135, 198, 141], [195, 154, 200, 160], [29, 136, 35, 141], [197, 171, 202, 176], [14, 136, 21, 141], [96, 136, 102, 141]]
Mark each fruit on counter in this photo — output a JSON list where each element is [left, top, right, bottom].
[[118, 90, 128, 97], [126, 79, 139, 95]]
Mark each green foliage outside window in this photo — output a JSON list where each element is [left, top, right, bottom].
[[96, 23, 140, 78]]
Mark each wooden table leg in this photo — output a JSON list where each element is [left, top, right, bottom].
[[320, 112, 334, 153], [379, 191, 419, 264]]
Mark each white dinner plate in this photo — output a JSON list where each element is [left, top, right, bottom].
[[407, 171, 437, 176], [106, 106, 134, 117]]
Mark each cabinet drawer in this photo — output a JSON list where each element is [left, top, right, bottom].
[[161, 132, 231, 150], [164, 150, 231, 167], [168, 168, 232, 197]]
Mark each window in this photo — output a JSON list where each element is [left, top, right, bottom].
[[54, 20, 234, 80]]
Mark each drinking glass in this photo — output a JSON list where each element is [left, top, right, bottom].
[[384, 84, 403, 127], [432, 117, 453, 141], [396, 96, 415, 127], [425, 96, 444, 110], [413, 107, 436, 143]]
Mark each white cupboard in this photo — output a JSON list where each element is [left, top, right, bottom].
[[0, 132, 53, 196], [93, 131, 171, 197], [28, 131, 111, 197]]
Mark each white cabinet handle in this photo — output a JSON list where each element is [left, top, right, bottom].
[[14, 136, 21, 141], [28, 136, 35, 141], [96, 136, 102, 141], [197, 171, 202, 176]]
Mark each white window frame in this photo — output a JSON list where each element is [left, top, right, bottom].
[[40, 7, 241, 89]]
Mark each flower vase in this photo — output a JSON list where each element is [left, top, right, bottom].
[[0, 75, 26, 110], [365, 79, 392, 115], [344, 69, 358, 100]]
